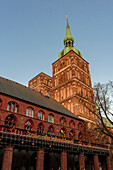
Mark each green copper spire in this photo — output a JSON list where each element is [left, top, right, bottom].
[[64, 18, 74, 48], [58, 18, 83, 59]]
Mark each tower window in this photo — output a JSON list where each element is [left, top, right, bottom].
[[33, 81, 36, 88]]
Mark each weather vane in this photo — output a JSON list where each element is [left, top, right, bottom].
[[66, 15, 68, 20]]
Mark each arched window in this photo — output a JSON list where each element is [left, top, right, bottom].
[[38, 110, 44, 120], [60, 117, 66, 126], [78, 122, 83, 130], [78, 132, 83, 140], [37, 122, 44, 134], [69, 130, 75, 139], [25, 120, 32, 131], [69, 120, 75, 128], [7, 101, 18, 113], [59, 128, 66, 138], [48, 114, 54, 123], [5, 115, 16, 127], [26, 107, 34, 117], [47, 125, 54, 135]]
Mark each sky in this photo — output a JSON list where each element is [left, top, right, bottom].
[[0, 0, 113, 87]]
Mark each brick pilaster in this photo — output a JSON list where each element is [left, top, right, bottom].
[[94, 155, 99, 170], [79, 153, 85, 170], [2, 146, 13, 170], [61, 151, 67, 170], [106, 156, 111, 170], [36, 149, 44, 170]]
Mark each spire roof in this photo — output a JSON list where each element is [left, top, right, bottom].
[[58, 18, 83, 59], [64, 18, 74, 42]]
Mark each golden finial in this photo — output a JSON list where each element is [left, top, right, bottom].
[[66, 15, 68, 20]]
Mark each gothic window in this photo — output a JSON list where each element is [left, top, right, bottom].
[[69, 120, 75, 128], [5, 115, 16, 127], [60, 117, 66, 126], [26, 107, 34, 117], [7, 101, 19, 113], [59, 128, 66, 138], [78, 122, 83, 130], [25, 120, 32, 131], [38, 110, 44, 120], [48, 114, 54, 123], [33, 81, 36, 88], [47, 125, 54, 135], [37, 122, 44, 134], [69, 130, 75, 139], [78, 132, 83, 140]]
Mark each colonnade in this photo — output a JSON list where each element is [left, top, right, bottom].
[[1, 146, 112, 170]]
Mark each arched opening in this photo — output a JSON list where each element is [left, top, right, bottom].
[[7, 101, 19, 113], [69, 120, 75, 128], [38, 110, 44, 120], [69, 130, 75, 139], [48, 114, 54, 123], [60, 117, 66, 126], [59, 128, 66, 138], [26, 107, 34, 117], [78, 122, 83, 130], [5, 114, 16, 127], [47, 125, 54, 136], [78, 132, 83, 140], [25, 120, 33, 131], [37, 122, 44, 134]]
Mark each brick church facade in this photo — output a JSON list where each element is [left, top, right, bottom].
[[0, 19, 112, 170]]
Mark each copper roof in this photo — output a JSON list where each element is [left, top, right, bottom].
[[0, 76, 83, 121]]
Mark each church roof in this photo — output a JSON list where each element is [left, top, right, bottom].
[[0, 76, 83, 121]]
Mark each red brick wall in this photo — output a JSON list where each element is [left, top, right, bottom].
[[0, 93, 85, 141]]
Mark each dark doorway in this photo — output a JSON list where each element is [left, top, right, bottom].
[[44, 151, 60, 170]]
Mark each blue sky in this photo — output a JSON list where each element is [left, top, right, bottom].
[[0, 0, 113, 86]]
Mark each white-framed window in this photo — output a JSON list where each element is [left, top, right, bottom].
[[7, 101, 18, 113], [38, 110, 44, 120], [26, 107, 34, 117], [48, 114, 54, 123]]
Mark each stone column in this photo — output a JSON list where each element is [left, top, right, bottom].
[[2, 146, 13, 170], [106, 156, 111, 170], [94, 155, 99, 170], [61, 151, 67, 170], [36, 149, 44, 170], [79, 153, 85, 170]]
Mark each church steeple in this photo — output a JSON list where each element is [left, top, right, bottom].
[[58, 18, 83, 59], [64, 18, 74, 48]]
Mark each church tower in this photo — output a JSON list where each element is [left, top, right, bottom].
[[52, 18, 97, 122], [28, 18, 97, 123]]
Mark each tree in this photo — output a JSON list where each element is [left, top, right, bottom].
[[84, 81, 113, 140]]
